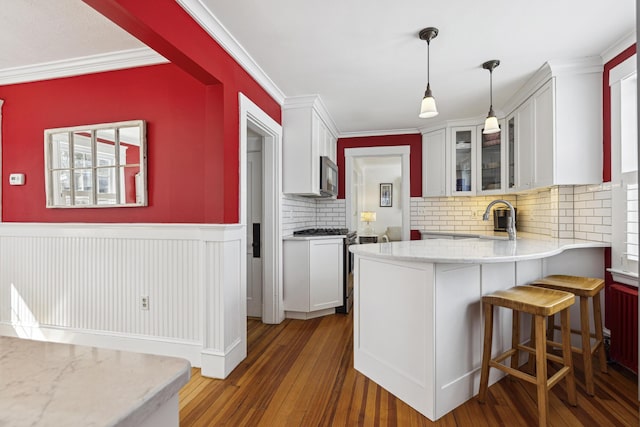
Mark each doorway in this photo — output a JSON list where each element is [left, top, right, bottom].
[[246, 129, 263, 318], [239, 93, 283, 326], [345, 146, 410, 240]]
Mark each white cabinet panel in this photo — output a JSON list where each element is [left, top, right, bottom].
[[283, 98, 337, 196], [283, 238, 343, 314], [533, 80, 554, 188], [516, 97, 535, 190], [422, 128, 447, 197], [309, 239, 343, 310]]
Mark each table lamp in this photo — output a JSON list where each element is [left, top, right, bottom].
[[360, 211, 376, 235]]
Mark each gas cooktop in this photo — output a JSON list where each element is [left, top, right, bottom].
[[293, 228, 351, 236]]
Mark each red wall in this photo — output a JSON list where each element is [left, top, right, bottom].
[[336, 134, 423, 199], [1, 0, 282, 223], [1, 64, 213, 222]]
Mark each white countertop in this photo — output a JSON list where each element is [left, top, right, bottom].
[[283, 234, 348, 241], [0, 336, 190, 427], [350, 233, 608, 263]]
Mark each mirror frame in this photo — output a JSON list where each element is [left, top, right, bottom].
[[44, 120, 147, 208]]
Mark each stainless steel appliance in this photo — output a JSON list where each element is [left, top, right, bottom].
[[319, 156, 338, 197], [493, 207, 517, 232], [292, 228, 356, 313]]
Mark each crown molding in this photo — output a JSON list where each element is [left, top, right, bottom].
[[0, 48, 168, 86], [338, 128, 420, 139], [177, 0, 286, 105], [602, 30, 636, 64]]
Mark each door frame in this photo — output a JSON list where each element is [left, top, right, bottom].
[[344, 146, 411, 240], [239, 93, 284, 325]]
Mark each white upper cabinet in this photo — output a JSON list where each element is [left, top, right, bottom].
[[282, 96, 338, 196], [450, 126, 476, 196], [422, 128, 447, 197], [505, 58, 603, 188], [476, 122, 506, 195]]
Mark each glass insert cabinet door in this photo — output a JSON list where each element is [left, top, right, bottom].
[[44, 120, 147, 208], [453, 127, 474, 193], [480, 128, 503, 192]]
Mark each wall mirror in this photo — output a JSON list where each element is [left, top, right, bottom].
[[44, 120, 147, 208]]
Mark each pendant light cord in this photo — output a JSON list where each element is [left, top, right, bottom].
[[489, 68, 493, 110]]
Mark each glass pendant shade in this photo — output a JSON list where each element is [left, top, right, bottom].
[[419, 85, 438, 118], [483, 111, 500, 134]]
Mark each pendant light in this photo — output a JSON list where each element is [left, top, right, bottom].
[[418, 27, 439, 118], [482, 59, 501, 134]]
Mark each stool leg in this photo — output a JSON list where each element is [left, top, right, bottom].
[[534, 314, 549, 427], [592, 293, 608, 374], [547, 313, 555, 342], [580, 296, 595, 396], [511, 310, 520, 371], [561, 307, 577, 406], [527, 314, 536, 374], [478, 302, 494, 403]]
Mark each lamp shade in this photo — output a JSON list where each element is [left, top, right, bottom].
[[360, 211, 377, 223], [419, 95, 438, 118], [483, 115, 500, 134]]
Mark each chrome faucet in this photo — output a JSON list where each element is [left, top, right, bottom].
[[482, 199, 517, 240]]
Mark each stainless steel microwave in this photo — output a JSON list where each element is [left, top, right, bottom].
[[320, 156, 338, 197]]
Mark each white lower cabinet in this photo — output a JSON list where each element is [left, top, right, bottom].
[[284, 238, 343, 319]]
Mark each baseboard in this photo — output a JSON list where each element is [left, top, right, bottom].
[[201, 337, 246, 379], [0, 322, 202, 366]]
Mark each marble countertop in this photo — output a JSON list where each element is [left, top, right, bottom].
[[0, 336, 190, 427], [350, 233, 608, 263]]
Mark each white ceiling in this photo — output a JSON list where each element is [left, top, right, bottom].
[[1, 0, 635, 137]]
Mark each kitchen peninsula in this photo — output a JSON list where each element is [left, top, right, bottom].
[[350, 234, 607, 421], [0, 337, 190, 427]]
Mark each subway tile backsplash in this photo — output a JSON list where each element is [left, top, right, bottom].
[[289, 184, 611, 243], [282, 195, 346, 235]]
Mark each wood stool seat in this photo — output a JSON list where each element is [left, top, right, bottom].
[[479, 285, 577, 427], [530, 274, 607, 396]]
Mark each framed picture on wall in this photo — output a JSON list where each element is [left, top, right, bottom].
[[380, 183, 392, 207]]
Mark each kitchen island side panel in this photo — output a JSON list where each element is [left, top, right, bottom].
[[354, 256, 436, 419]]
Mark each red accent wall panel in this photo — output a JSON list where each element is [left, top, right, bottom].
[[83, 0, 282, 223], [0, 64, 215, 223], [336, 134, 422, 199], [1, 1, 282, 224]]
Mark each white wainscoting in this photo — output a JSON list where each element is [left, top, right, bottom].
[[0, 223, 245, 379]]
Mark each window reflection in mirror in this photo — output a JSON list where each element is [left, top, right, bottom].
[[45, 120, 146, 208]]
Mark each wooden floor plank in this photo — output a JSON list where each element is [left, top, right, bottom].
[[179, 312, 639, 426]]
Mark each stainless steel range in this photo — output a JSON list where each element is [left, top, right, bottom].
[[292, 228, 357, 313]]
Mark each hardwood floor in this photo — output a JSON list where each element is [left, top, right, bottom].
[[179, 312, 639, 426]]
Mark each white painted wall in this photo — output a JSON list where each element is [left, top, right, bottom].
[[359, 160, 402, 235]]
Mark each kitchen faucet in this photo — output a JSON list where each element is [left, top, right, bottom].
[[482, 199, 517, 240]]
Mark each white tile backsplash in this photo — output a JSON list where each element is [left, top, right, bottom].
[[282, 195, 346, 235], [287, 184, 612, 243]]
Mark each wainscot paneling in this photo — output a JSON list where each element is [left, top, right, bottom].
[[0, 223, 245, 379]]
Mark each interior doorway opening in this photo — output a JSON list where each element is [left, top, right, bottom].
[[239, 93, 284, 338], [345, 146, 410, 241]]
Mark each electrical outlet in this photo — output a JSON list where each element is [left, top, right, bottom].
[[141, 296, 149, 310]]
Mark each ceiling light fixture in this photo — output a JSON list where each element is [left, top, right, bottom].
[[482, 59, 501, 134], [418, 27, 439, 118]]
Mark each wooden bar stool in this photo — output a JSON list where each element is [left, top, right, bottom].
[[530, 274, 607, 396], [478, 285, 577, 427]]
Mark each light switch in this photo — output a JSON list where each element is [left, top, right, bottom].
[[9, 173, 25, 185]]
